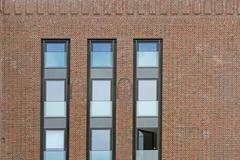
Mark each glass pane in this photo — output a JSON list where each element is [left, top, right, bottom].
[[137, 51, 158, 67], [46, 81, 65, 101], [45, 52, 66, 68], [91, 52, 112, 67], [46, 130, 64, 149], [137, 130, 157, 150], [44, 102, 66, 117], [138, 42, 157, 52], [92, 130, 110, 151], [90, 101, 112, 117], [92, 80, 111, 101], [44, 151, 65, 160], [136, 150, 158, 160], [137, 101, 158, 117], [138, 80, 157, 100], [90, 151, 112, 160], [46, 43, 65, 52], [92, 43, 112, 52]]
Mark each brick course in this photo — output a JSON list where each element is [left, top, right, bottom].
[[1, 0, 240, 160]]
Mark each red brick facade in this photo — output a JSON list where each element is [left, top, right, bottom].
[[1, 0, 240, 159]]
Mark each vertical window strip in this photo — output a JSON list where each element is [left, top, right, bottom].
[[88, 40, 116, 160], [42, 40, 69, 160]]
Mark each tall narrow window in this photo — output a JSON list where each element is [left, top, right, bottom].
[[42, 40, 69, 160], [88, 40, 116, 160], [134, 40, 162, 160]]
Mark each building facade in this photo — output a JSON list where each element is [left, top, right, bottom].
[[1, 0, 240, 160]]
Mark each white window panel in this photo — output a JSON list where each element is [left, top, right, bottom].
[[137, 101, 158, 117], [92, 80, 111, 101], [91, 130, 111, 151], [138, 80, 157, 101], [46, 81, 65, 101], [90, 101, 112, 117], [44, 102, 66, 117], [46, 130, 64, 150]]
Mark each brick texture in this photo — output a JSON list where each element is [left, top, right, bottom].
[[1, 0, 240, 160]]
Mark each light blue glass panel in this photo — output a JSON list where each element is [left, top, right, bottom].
[[138, 80, 157, 101], [92, 130, 110, 150], [138, 42, 157, 52], [90, 101, 112, 117], [92, 43, 112, 52], [92, 80, 111, 101], [44, 102, 66, 117], [45, 52, 66, 68], [137, 52, 158, 67], [46, 130, 64, 149], [137, 101, 158, 117], [46, 43, 65, 52], [90, 151, 112, 160], [46, 81, 65, 101], [91, 52, 112, 67], [136, 150, 158, 160], [44, 151, 65, 160]]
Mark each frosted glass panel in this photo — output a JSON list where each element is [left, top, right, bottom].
[[46, 81, 65, 101], [136, 150, 158, 160], [46, 130, 64, 149], [138, 80, 157, 101], [137, 52, 158, 67], [92, 130, 110, 150], [137, 101, 158, 117], [90, 101, 112, 117], [44, 151, 65, 160], [90, 151, 112, 160], [92, 80, 111, 101], [44, 102, 66, 117]]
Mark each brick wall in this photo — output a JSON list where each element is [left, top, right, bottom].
[[1, 0, 240, 160]]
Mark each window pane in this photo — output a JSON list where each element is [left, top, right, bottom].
[[46, 43, 65, 52], [90, 151, 112, 160], [137, 51, 158, 67], [91, 130, 110, 151], [90, 101, 112, 117], [92, 43, 112, 52], [46, 81, 65, 101], [46, 130, 64, 149], [44, 151, 65, 160], [92, 80, 111, 101], [45, 52, 66, 68], [44, 102, 66, 117], [138, 80, 157, 100], [91, 52, 112, 67], [138, 42, 157, 52], [136, 150, 158, 160], [137, 129, 157, 150], [137, 101, 158, 117]]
